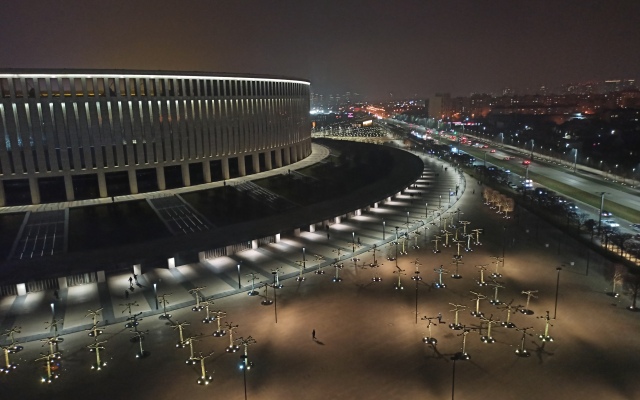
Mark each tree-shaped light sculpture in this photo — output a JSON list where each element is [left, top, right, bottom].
[[201, 300, 216, 324], [225, 323, 240, 352], [85, 309, 103, 337], [332, 248, 344, 262], [370, 244, 380, 265], [488, 279, 505, 305], [393, 267, 405, 289], [520, 290, 538, 315], [194, 351, 215, 385], [212, 311, 227, 337], [313, 254, 326, 274], [471, 228, 483, 246], [236, 336, 257, 371], [271, 267, 283, 289], [499, 300, 521, 328], [515, 327, 534, 357], [459, 220, 471, 236], [480, 314, 501, 343], [88, 340, 107, 371], [454, 327, 474, 360], [476, 264, 489, 287], [295, 259, 306, 282], [40, 337, 62, 361], [411, 258, 423, 281], [452, 239, 465, 260], [246, 273, 259, 296], [120, 301, 139, 318], [189, 287, 207, 311], [132, 330, 150, 359], [371, 262, 383, 283], [434, 265, 449, 288], [400, 233, 409, 255], [3, 326, 23, 353], [261, 283, 273, 305], [386, 241, 397, 262], [184, 335, 201, 364], [44, 318, 64, 349], [451, 257, 464, 280], [172, 321, 190, 348], [490, 256, 504, 279], [537, 311, 554, 342], [464, 231, 473, 252], [35, 352, 60, 383], [332, 262, 344, 282], [0, 344, 18, 373], [125, 312, 142, 331], [449, 303, 466, 330], [421, 316, 438, 344], [432, 235, 442, 254], [470, 291, 486, 318], [158, 293, 172, 319], [443, 229, 453, 247], [411, 230, 421, 250]]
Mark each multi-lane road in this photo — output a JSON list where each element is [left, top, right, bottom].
[[389, 119, 640, 233]]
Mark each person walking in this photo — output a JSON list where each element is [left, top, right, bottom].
[[133, 273, 138, 283], [312, 329, 316, 340]]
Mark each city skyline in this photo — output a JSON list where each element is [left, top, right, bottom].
[[0, 1, 639, 100]]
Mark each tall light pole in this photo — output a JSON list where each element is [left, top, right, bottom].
[[153, 283, 158, 310], [554, 267, 562, 319], [425, 202, 428, 218], [237, 263, 242, 289], [596, 192, 608, 236], [573, 149, 578, 173], [382, 220, 386, 240]]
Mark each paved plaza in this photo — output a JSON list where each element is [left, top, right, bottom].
[[1, 151, 639, 400]]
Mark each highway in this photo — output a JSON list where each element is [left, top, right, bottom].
[[388, 119, 640, 232]]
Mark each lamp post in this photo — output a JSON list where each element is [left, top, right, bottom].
[[573, 149, 578, 173], [439, 195, 442, 208], [382, 220, 385, 240], [237, 263, 242, 289], [554, 267, 562, 319], [352, 232, 356, 253], [237, 336, 257, 400], [425, 202, 428, 218], [153, 283, 158, 310], [597, 192, 606, 236]]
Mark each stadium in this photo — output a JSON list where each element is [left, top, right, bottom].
[[0, 70, 311, 206]]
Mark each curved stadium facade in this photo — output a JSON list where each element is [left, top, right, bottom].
[[0, 70, 311, 206]]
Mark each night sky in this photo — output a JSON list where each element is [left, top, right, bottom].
[[1, 0, 639, 100]]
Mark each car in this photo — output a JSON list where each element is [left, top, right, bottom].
[[601, 210, 613, 217], [508, 182, 518, 189], [565, 202, 579, 211], [632, 223, 640, 232], [522, 160, 531, 165], [490, 149, 496, 153], [602, 219, 620, 228]]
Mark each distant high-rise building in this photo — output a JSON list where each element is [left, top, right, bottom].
[[427, 93, 451, 119]]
